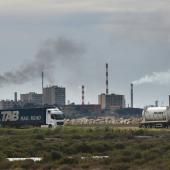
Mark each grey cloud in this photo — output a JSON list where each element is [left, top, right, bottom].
[[105, 9, 170, 42]]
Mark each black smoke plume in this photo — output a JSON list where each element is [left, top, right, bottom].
[[0, 37, 85, 86]]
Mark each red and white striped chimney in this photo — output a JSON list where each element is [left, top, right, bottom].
[[82, 85, 85, 105], [106, 63, 109, 95]]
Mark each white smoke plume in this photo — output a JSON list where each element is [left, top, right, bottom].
[[133, 69, 170, 85]]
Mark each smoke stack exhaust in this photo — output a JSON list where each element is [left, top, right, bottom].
[[106, 63, 109, 95], [131, 83, 133, 108], [82, 85, 85, 105], [169, 95, 170, 107]]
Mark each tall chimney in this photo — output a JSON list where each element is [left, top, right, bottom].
[[131, 83, 133, 108], [106, 63, 109, 95], [42, 72, 44, 105], [169, 95, 170, 107], [42, 72, 44, 94], [82, 85, 85, 105], [14, 92, 17, 102], [155, 100, 158, 107]]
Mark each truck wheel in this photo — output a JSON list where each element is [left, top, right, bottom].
[[147, 125, 150, 128], [48, 124, 52, 128], [142, 125, 146, 128], [152, 125, 155, 128]]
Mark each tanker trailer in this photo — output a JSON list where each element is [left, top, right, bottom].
[[140, 107, 170, 128]]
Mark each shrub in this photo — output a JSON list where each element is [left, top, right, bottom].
[[114, 143, 126, 150], [135, 129, 145, 136], [76, 143, 93, 153], [34, 133, 45, 140], [51, 151, 63, 160], [87, 128, 93, 133], [58, 165, 73, 170], [0, 159, 11, 170], [138, 143, 154, 150], [40, 163, 53, 170], [60, 157, 78, 165], [133, 152, 142, 159], [92, 143, 112, 153], [20, 160, 35, 170], [110, 163, 130, 170], [105, 126, 110, 132]]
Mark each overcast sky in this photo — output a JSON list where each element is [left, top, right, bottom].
[[0, 0, 170, 107]]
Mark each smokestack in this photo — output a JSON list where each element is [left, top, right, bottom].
[[82, 85, 85, 105], [42, 72, 44, 94], [169, 95, 170, 107], [106, 63, 109, 95], [42, 72, 44, 106], [14, 92, 17, 102], [131, 83, 133, 108], [155, 100, 158, 107]]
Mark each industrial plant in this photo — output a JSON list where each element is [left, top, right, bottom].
[[0, 63, 144, 118]]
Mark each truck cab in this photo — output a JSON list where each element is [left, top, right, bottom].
[[46, 108, 64, 128]]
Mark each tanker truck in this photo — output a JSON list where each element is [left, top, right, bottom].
[[140, 106, 170, 128], [0, 107, 64, 128]]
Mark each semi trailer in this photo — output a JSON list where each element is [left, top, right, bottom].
[[140, 106, 170, 128], [0, 107, 64, 128]]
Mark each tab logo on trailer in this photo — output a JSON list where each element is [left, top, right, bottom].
[[1, 111, 19, 121]]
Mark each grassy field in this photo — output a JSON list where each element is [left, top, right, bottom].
[[0, 126, 170, 169]]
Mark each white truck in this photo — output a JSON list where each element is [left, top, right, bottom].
[[140, 106, 170, 128], [0, 107, 64, 128]]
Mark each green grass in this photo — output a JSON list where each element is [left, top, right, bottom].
[[0, 126, 169, 169]]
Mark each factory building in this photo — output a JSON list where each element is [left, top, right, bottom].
[[98, 63, 126, 110], [0, 100, 18, 110], [63, 104, 101, 116], [20, 92, 42, 105], [43, 86, 65, 106], [98, 93, 125, 110]]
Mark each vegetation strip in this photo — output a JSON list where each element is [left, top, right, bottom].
[[0, 126, 169, 169]]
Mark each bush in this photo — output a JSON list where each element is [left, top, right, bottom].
[[105, 126, 110, 132], [20, 160, 35, 170], [138, 143, 154, 150], [92, 143, 112, 153], [134, 129, 145, 136], [87, 128, 93, 133], [58, 165, 73, 170], [110, 163, 130, 170], [34, 133, 45, 140], [0, 159, 11, 170], [51, 151, 63, 160], [60, 157, 78, 165], [76, 143, 93, 153], [114, 143, 126, 150], [133, 152, 142, 159]]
